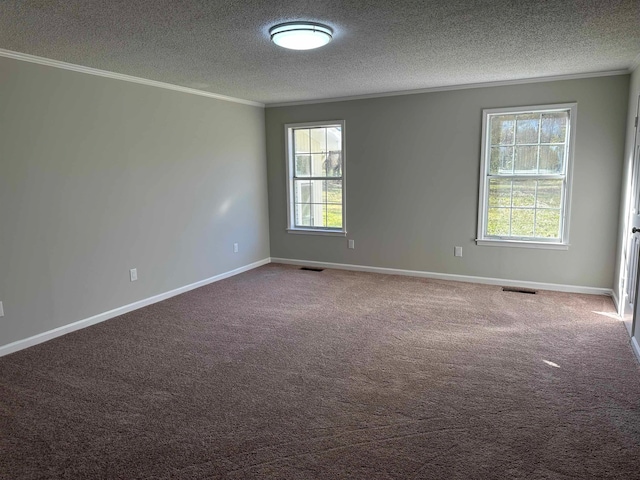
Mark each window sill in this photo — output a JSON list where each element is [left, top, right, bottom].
[[287, 228, 347, 237], [476, 239, 569, 250]]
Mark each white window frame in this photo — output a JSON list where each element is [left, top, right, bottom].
[[285, 120, 346, 236], [476, 103, 577, 250]]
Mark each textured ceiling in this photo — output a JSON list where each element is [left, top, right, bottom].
[[0, 0, 638, 105]]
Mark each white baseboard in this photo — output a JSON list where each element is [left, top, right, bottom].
[[611, 290, 621, 314], [1, 256, 615, 358], [0, 258, 270, 358], [270, 257, 614, 297], [632, 336, 640, 364]]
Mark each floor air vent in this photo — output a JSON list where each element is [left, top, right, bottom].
[[300, 267, 324, 272], [502, 286, 537, 294]]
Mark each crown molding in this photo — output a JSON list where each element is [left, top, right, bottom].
[[1, 47, 635, 109], [266, 69, 631, 107], [0, 48, 264, 108]]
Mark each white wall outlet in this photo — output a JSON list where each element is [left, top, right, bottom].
[[0, 301, 4, 317], [454, 246, 463, 257], [130, 268, 138, 282], [348, 239, 355, 249], [233, 242, 239, 253]]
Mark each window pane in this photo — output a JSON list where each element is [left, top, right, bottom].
[[324, 152, 342, 177], [535, 209, 561, 238], [294, 129, 310, 153], [540, 112, 567, 144], [512, 180, 536, 207], [490, 146, 513, 174], [511, 209, 535, 236], [295, 202, 311, 226], [297, 203, 343, 229], [310, 154, 325, 177], [295, 203, 326, 227], [295, 155, 310, 177], [536, 179, 562, 209], [310, 128, 326, 153], [516, 113, 540, 144], [325, 179, 342, 204], [487, 208, 510, 236], [326, 204, 343, 228], [310, 203, 325, 227], [488, 179, 512, 207], [294, 179, 311, 203], [327, 127, 341, 151], [539, 145, 564, 174], [295, 179, 324, 202], [490, 115, 515, 145], [514, 146, 538, 173]]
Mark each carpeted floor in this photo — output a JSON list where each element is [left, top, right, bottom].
[[1, 263, 640, 479]]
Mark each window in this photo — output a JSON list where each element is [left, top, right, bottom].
[[477, 104, 576, 249], [285, 121, 345, 235]]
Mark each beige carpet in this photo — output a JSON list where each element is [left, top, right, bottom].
[[1, 263, 639, 479]]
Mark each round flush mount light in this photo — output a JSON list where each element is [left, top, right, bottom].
[[269, 22, 333, 50]]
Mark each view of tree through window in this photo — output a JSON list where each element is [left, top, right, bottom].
[[480, 105, 574, 243], [290, 124, 344, 230]]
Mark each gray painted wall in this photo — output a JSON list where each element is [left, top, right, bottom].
[[266, 76, 629, 289], [0, 56, 270, 347]]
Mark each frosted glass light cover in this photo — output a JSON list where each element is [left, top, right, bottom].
[[270, 22, 333, 50]]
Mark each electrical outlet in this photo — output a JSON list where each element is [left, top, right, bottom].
[[348, 239, 355, 249], [454, 246, 463, 257], [0, 301, 4, 317], [233, 243, 239, 253], [130, 268, 138, 282]]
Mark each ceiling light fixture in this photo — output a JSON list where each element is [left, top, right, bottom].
[[269, 22, 333, 50]]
